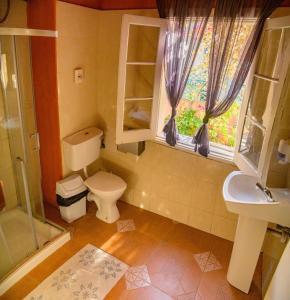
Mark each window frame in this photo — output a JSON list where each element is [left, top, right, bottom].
[[116, 14, 290, 168], [233, 16, 290, 182], [116, 14, 167, 144]]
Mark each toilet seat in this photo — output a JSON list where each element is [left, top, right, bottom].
[[85, 171, 126, 194]]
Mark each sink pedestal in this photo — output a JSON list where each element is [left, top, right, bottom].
[[227, 215, 267, 293]]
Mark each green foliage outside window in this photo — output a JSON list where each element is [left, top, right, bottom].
[[174, 102, 240, 148], [166, 22, 252, 148]]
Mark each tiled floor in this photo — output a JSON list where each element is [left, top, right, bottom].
[[1, 201, 262, 300]]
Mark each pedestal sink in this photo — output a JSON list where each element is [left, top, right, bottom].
[[223, 171, 290, 293]]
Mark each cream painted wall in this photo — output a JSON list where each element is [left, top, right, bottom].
[[56, 4, 290, 243], [56, 2, 238, 240], [56, 2, 102, 176]]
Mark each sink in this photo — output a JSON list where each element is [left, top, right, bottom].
[[223, 171, 290, 227], [222, 171, 290, 294]]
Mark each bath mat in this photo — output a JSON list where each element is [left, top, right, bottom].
[[24, 244, 128, 300]]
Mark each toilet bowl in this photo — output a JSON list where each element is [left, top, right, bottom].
[[85, 171, 127, 223], [62, 127, 127, 223]]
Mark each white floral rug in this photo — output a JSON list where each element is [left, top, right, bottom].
[[24, 244, 128, 300]]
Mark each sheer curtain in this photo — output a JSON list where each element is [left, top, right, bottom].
[[157, 0, 213, 146], [192, 0, 282, 157]]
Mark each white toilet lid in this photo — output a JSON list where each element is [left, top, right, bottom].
[[85, 171, 126, 192]]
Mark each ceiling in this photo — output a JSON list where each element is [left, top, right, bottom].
[[61, 0, 290, 10], [61, 0, 156, 10]]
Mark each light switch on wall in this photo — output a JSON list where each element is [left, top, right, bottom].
[[74, 68, 84, 83]]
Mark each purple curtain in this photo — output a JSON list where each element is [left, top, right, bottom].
[[192, 0, 282, 157], [157, 0, 213, 146]]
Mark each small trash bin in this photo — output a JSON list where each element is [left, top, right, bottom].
[[56, 174, 88, 223]]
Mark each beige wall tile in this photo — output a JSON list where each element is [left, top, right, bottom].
[[187, 207, 213, 233], [56, 3, 239, 241], [211, 215, 238, 241], [191, 180, 216, 213], [132, 188, 151, 210]]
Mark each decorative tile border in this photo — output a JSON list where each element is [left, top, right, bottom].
[[24, 244, 128, 300], [125, 265, 151, 290], [194, 251, 222, 272], [117, 219, 136, 233]]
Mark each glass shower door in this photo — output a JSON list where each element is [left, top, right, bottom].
[[0, 35, 41, 279]]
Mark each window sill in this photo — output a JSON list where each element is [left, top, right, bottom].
[[154, 134, 235, 166]]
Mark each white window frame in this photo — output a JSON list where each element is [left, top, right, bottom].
[[234, 16, 290, 182], [116, 14, 167, 144], [116, 14, 290, 169]]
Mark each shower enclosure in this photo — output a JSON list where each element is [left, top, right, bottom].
[[0, 28, 66, 287]]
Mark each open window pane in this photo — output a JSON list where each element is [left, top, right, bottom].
[[116, 14, 166, 144], [247, 78, 272, 127], [127, 25, 160, 62], [123, 100, 152, 130], [125, 65, 155, 99], [239, 118, 264, 168], [256, 29, 282, 78]]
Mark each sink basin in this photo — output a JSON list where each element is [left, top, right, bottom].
[[223, 171, 290, 293], [223, 171, 290, 227]]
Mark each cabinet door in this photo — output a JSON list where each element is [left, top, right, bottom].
[[234, 16, 290, 182], [116, 14, 167, 144]]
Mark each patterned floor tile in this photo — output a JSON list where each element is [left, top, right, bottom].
[[194, 251, 222, 272], [125, 265, 151, 290], [117, 219, 136, 232], [4, 202, 261, 300], [24, 244, 128, 300]]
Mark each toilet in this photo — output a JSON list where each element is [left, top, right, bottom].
[[62, 127, 127, 223]]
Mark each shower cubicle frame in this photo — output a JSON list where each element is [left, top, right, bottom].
[[0, 27, 70, 296]]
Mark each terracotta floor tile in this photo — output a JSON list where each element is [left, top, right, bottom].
[[210, 237, 233, 269], [2, 201, 261, 300], [27, 245, 74, 283], [178, 265, 202, 295], [177, 291, 197, 300], [145, 243, 175, 274], [150, 271, 184, 297], [120, 285, 174, 300], [101, 231, 159, 266], [105, 276, 127, 300], [0, 275, 38, 300]]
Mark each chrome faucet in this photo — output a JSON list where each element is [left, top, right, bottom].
[[256, 182, 275, 202]]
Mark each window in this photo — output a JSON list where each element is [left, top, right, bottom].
[[157, 21, 254, 157], [116, 14, 290, 172]]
